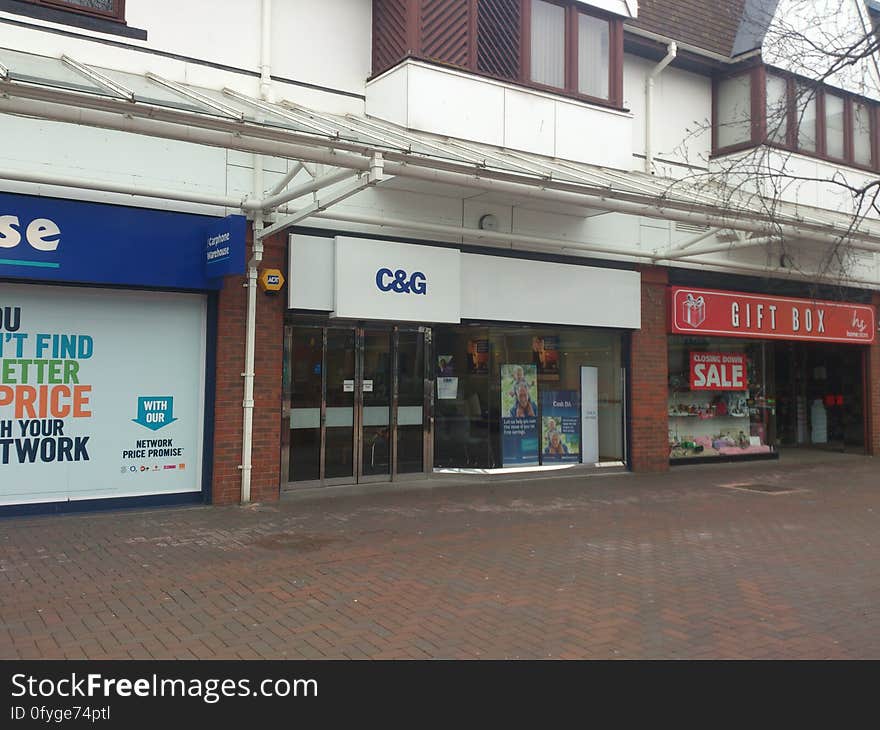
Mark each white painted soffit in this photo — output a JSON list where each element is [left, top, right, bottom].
[[576, 0, 638, 19], [1, 47, 880, 247]]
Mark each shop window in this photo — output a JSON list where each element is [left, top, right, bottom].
[[25, 0, 126, 22], [434, 325, 625, 469], [668, 337, 776, 461]]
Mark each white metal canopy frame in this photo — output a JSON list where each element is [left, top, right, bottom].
[[2, 47, 880, 255]]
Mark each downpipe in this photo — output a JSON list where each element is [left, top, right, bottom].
[[645, 42, 677, 174], [240, 219, 262, 505], [240, 0, 272, 505]]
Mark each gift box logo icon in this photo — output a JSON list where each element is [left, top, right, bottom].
[[681, 293, 706, 328]]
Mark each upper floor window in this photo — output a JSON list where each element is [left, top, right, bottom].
[[24, 0, 126, 23], [373, 0, 623, 108], [528, 0, 612, 101], [714, 65, 877, 172]]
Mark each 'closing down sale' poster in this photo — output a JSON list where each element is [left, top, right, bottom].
[[0, 284, 205, 506]]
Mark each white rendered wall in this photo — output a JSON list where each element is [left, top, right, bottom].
[[0, 115, 306, 218], [709, 148, 880, 221], [0, 0, 369, 114], [624, 55, 712, 173], [367, 60, 634, 170]]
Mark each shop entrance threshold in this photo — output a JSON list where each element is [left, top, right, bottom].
[[434, 462, 625, 477], [281, 462, 628, 502]]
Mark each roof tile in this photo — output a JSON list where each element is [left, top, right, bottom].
[[628, 0, 749, 57]]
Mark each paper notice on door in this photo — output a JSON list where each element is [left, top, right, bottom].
[[437, 377, 458, 399], [343, 380, 354, 392], [363, 380, 374, 392]]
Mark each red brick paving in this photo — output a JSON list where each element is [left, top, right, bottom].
[[2, 454, 880, 659]]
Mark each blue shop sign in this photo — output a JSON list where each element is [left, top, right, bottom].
[[0, 192, 246, 290], [205, 215, 247, 278]]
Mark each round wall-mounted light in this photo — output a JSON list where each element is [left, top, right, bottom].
[[479, 214, 499, 232]]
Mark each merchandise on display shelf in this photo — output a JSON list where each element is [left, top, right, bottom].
[[667, 348, 772, 459]]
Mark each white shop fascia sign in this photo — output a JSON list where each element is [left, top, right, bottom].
[[334, 236, 462, 323], [290, 235, 461, 324], [289, 235, 640, 330]]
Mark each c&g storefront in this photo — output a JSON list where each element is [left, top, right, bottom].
[[667, 284, 876, 464], [284, 234, 641, 486], [0, 191, 244, 514]]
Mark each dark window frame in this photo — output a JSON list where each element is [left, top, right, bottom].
[[26, 0, 125, 23], [713, 63, 878, 173], [519, 0, 623, 108]]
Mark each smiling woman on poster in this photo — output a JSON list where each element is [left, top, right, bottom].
[[544, 430, 569, 456], [509, 381, 537, 417]]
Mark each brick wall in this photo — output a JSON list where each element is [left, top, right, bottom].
[[866, 292, 880, 456], [630, 265, 670, 472], [211, 228, 286, 505]]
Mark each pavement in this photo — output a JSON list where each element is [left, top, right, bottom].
[[2, 451, 879, 659]]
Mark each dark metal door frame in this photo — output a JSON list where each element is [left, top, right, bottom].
[[283, 320, 432, 489]]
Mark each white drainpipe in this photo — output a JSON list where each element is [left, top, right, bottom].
[[645, 42, 677, 174], [240, 214, 262, 505], [260, 0, 273, 103], [240, 0, 273, 505]]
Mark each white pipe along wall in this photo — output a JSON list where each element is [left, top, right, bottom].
[[240, 0, 272, 505], [645, 42, 677, 174]]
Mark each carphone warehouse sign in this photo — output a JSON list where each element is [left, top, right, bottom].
[[0, 284, 206, 506]]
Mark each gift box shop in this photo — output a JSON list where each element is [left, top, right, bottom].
[[667, 284, 876, 463]]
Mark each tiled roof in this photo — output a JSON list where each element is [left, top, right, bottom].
[[627, 0, 752, 58]]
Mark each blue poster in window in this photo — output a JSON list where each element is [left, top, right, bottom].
[[541, 390, 580, 463], [500, 363, 539, 467]]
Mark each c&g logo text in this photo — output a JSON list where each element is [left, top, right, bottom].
[[375, 268, 427, 295]]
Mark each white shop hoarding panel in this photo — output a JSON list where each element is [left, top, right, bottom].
[[461, 253, 641, 329], [333, 236, 461, 323], [289, 234, 335, 311], [0, 284, 206, 506]]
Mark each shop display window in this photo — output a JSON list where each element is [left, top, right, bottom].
[[434, 325, 625, 469], [668, 336, 777, 460]]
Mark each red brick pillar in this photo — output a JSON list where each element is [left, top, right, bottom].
[[630, 265, 670, 472], [211, 228, 286, 504], [865, 292, 880, 456]]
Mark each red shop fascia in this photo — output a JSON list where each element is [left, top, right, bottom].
[[669, 287, 876, 345]]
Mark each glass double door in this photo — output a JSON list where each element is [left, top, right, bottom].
[[284, 323, 430, 486]]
